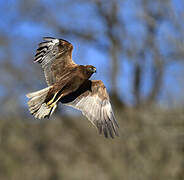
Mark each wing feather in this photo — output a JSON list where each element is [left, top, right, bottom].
[[64, 80, 119, 138], [34, 37, 76, 86]]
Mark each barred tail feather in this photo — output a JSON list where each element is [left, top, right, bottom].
[[26, 86, 57, 119], [26, 86, 50, 98]]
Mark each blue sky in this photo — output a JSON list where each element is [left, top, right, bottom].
[[0, 0, 184, 108]]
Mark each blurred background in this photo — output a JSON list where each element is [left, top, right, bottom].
[[0, 0, 184, 179]]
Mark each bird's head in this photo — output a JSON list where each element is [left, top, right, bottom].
[[85, 65, 96, 74]]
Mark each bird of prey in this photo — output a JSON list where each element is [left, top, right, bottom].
[[26, 37, 119, 138]]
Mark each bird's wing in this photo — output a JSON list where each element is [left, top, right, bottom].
[[63, 80, 119, 138], [34, 37, 76, 86]]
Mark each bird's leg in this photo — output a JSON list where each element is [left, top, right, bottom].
[[48, 94, 64, 108], [47, 92, 59, 106]]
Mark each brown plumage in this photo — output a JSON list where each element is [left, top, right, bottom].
[[26, 37, 119, 138]]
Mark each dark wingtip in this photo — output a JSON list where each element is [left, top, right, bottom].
[[106, 120, 114, 139], [103, 125, 108, 138], [104, 110, 119, 139], [111, 112, 119, 128], [97, 120, 119, 139]]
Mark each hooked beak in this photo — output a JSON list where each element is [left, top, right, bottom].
[[93, 68, 96, 73]]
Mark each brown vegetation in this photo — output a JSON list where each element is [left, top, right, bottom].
[[0, 0, 184, 179]]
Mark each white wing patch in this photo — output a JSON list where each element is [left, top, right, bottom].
[[66, 94, 119, 138]]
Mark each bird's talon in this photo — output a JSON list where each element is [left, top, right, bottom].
[[47, 92, 58, 106], [47, 102, 56, 108]]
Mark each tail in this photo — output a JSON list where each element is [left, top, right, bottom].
[[26, 86, 57, 119]]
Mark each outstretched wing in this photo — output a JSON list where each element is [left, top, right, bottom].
[[62, 80, 119, 138], [34, 37, 76, 86]]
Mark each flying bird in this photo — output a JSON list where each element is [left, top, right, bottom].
[[26, 37, 119, 138]]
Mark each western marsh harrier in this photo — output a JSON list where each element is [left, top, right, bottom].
[[26, 37, 119, 138]]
